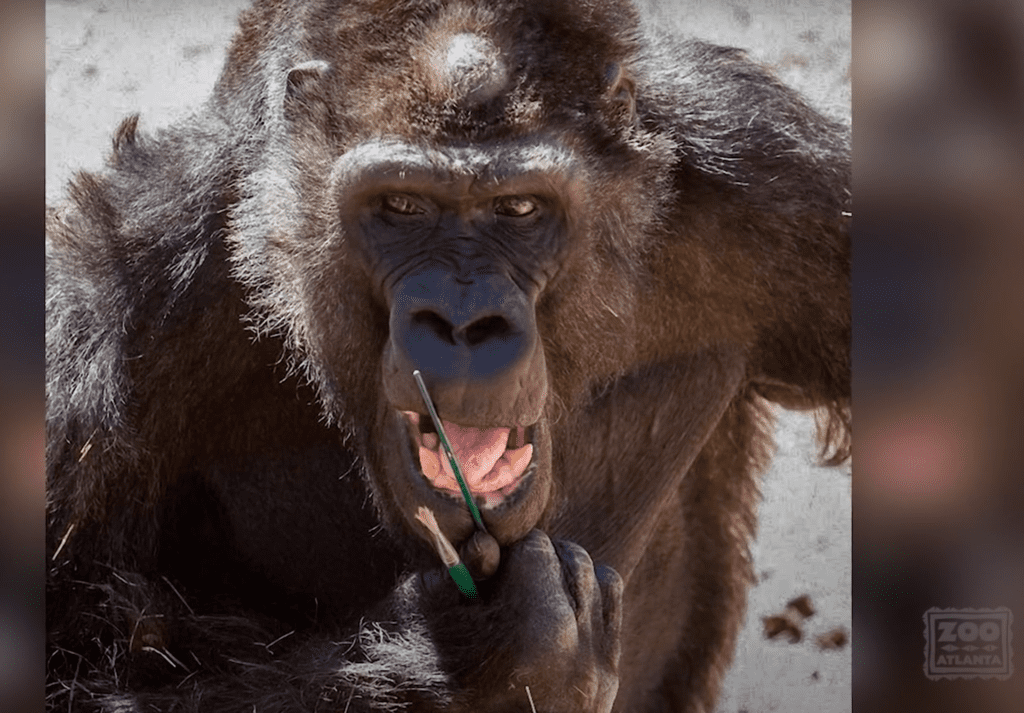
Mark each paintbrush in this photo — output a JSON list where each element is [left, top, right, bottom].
[[415, 505, 479, 599], [412, 369, 487, 532]]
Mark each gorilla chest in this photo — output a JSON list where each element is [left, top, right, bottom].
[[184, 442, 405, 618]]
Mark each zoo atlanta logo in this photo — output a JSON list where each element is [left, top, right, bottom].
[[924, 608, 1013, 680]]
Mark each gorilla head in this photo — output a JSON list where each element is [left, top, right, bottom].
[[226, 2, 677, 547]]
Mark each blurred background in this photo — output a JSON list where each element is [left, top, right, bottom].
[[1, 1, 44, 713], [4, 0, 1022, 711], [855, 0, 1023, 711]]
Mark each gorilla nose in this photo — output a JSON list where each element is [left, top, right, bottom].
[[404, 305, 525, 380], [383, 271, 547, 426], [412, 310, 513, 350]]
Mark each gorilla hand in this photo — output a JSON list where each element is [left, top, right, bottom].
[[420, 530, 623, 713]]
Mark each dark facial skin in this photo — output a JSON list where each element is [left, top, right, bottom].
[[334, 138, 587, 546]]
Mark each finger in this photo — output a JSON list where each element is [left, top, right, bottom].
[[418, 567, 462, 606], [499, 530, 575, 618], [595, 564, 624, 669], [551, 539, 598, 624], [461, 530, 500, 580], [502, 529, 561, 584]]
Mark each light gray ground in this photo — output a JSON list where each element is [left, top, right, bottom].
[[45, 2, 851, 711]]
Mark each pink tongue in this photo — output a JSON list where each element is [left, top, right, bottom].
[[414, 417, 532, 494], [438, 421, 509, 487]]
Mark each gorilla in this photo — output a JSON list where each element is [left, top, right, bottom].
[[46, 1, 850, 711]]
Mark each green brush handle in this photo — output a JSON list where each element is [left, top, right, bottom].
[[412, 370, 486, 531], [448, 562, 479, 599], [436, 428, 485, 531]]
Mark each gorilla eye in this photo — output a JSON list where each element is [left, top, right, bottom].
[[382, 194, 425, 215], [494, 195, 538, 217]]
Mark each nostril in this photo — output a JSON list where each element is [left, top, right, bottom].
[[463, 315, 512, 347], [412, 310, 456, 345]]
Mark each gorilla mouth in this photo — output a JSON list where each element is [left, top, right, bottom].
[[401, 411, 536, 509]]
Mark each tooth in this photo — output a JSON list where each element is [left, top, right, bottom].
[[419, 446, 443, 482], [508, 444, 533, 475], [417, 445, 461, 492], [439, 450, 456, 482]]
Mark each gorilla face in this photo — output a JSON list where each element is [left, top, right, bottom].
[[335, 136, 590, 546], [265, 18, 657, 550]]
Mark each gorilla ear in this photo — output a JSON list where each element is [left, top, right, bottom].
[[284, 60, 331, 123], [286, 60, 330, 98], [603, 62, 636, 125]]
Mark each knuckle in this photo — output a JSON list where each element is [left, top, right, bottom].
[[518, 528, 554, 557], [595, 564, 624, 600]]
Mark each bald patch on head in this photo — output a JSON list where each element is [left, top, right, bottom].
[[425, 32, 509, 106], [411, 3, 512, 110]]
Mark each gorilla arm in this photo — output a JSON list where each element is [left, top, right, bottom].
[[640, 37, 852, 462]]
